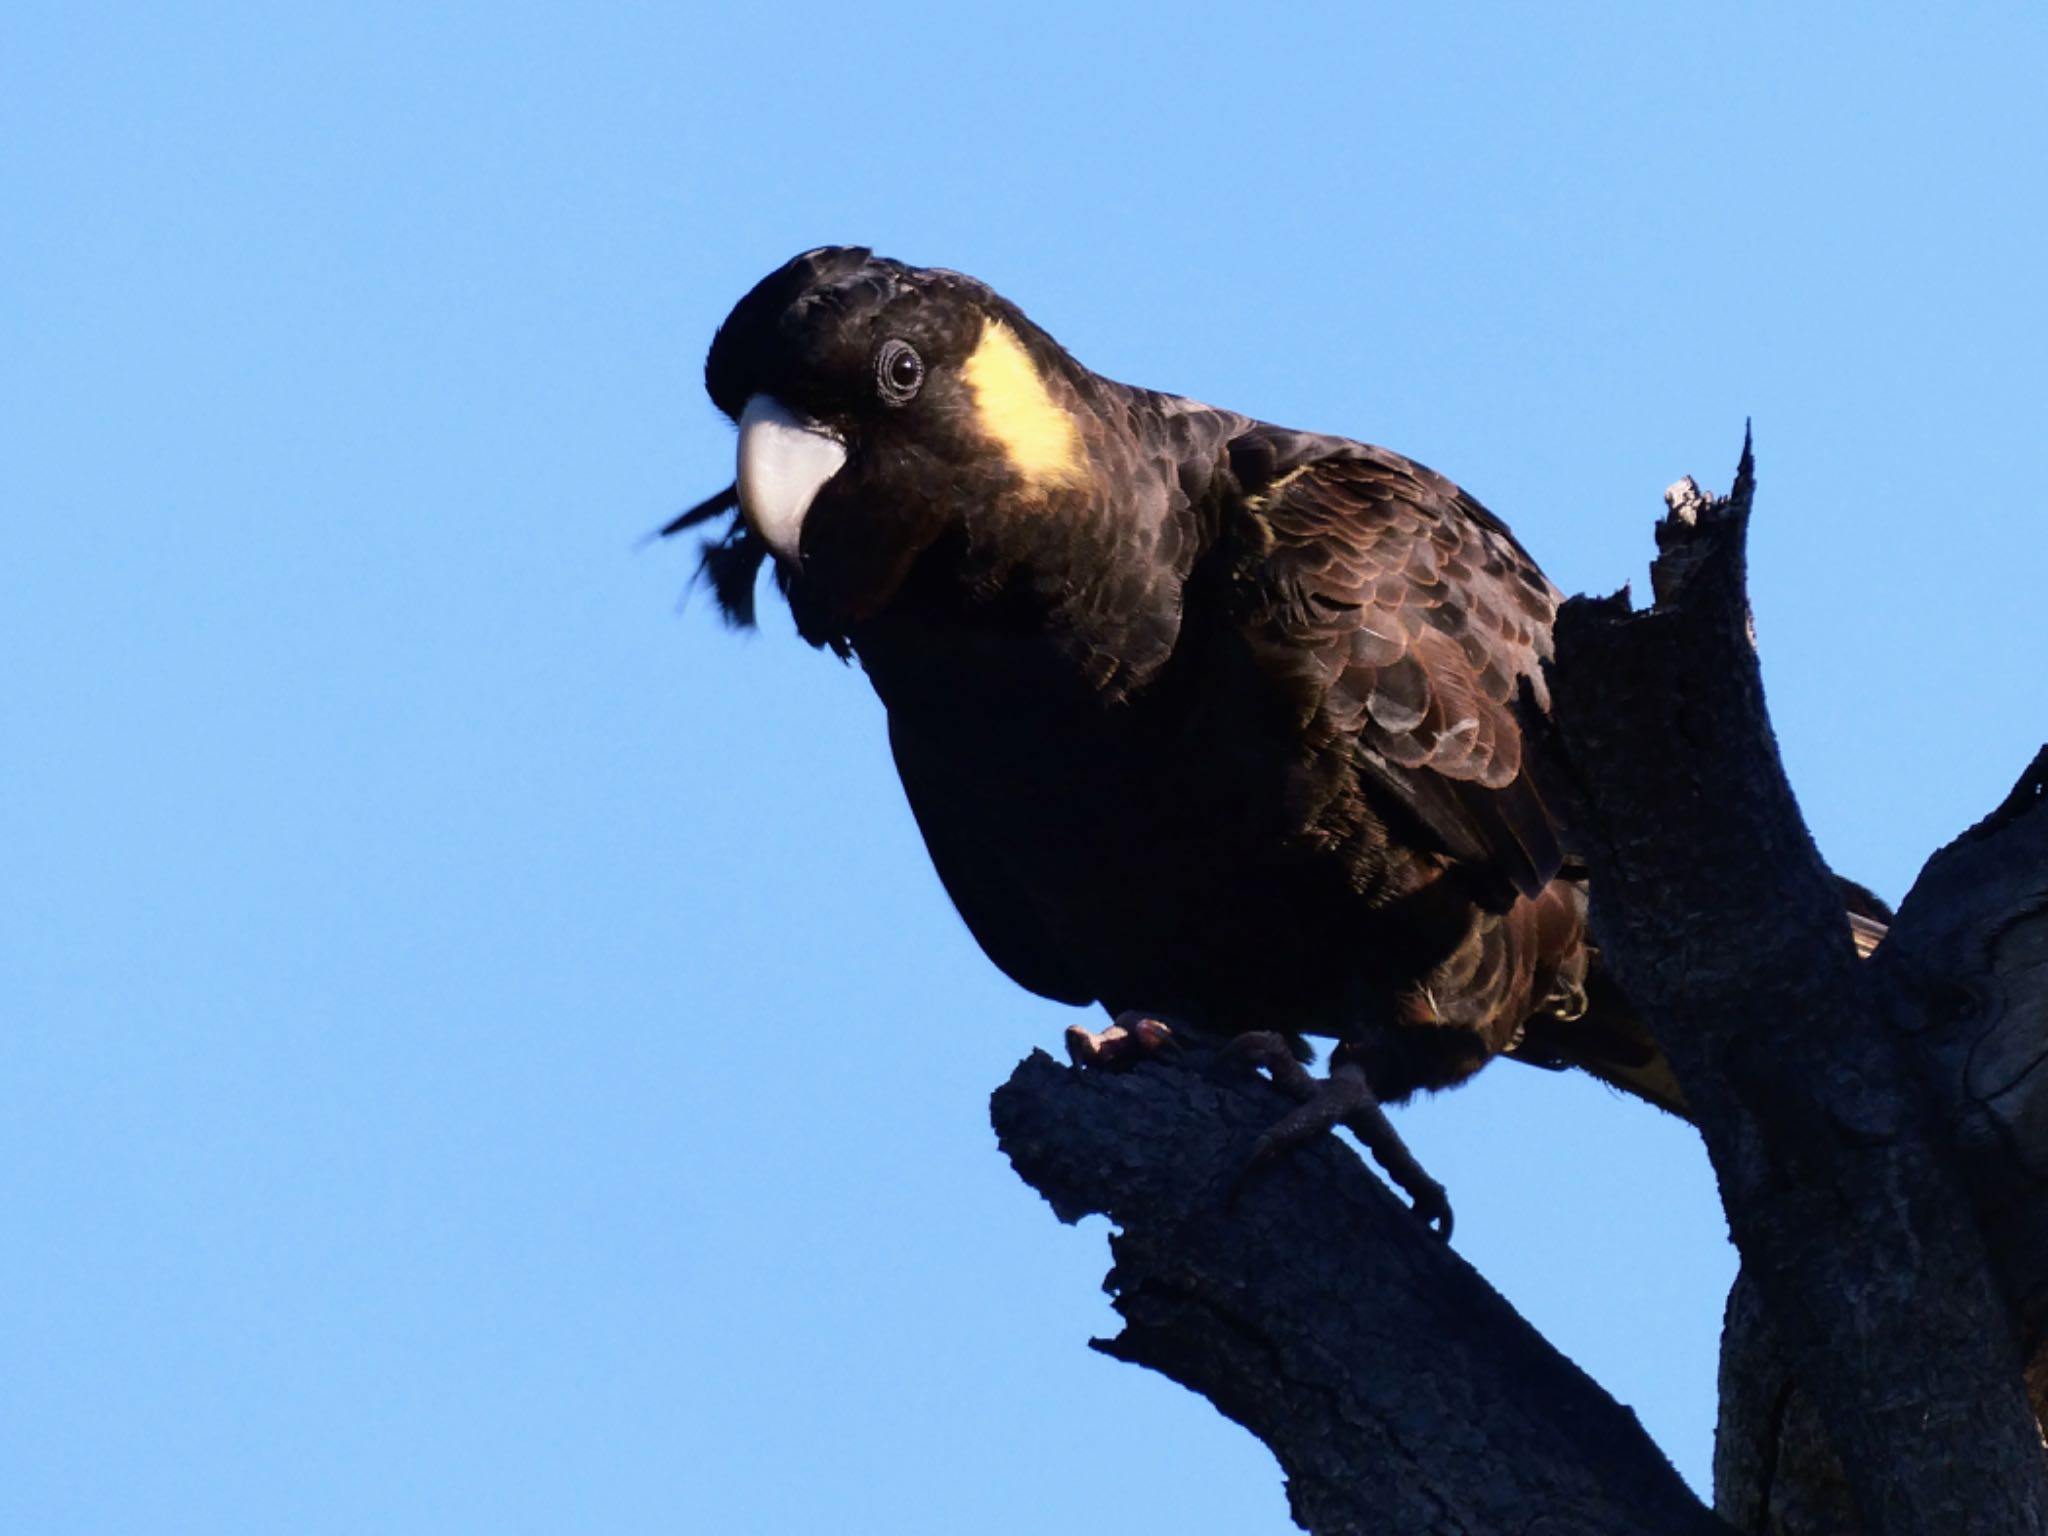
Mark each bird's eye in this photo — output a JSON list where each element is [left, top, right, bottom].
[[875, 339, 924, 406]]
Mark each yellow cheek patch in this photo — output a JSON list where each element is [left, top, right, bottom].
[[961, 320, 1088, 491]]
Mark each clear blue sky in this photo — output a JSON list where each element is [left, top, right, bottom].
[[7, 5, 2045, 1532]]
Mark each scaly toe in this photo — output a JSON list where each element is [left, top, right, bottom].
[[1064, 1011, 1177, 1069]]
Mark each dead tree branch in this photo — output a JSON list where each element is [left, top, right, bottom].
[[992, 1039, 1726, 1535], [1535, 434, 2048, 1534], [1716, 747, 2048, 1530]]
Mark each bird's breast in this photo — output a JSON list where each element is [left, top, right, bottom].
[[869, 613, 1409, 1033]]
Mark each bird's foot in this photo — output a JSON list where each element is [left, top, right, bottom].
[[1219, 1032, 1453, 1241], [1065, 1011, 1178, 1069]]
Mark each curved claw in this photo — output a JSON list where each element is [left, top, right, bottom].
[[1408, 1178, 1454, 1242]]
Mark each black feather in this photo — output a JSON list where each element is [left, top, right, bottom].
[[659, 484, 739, 538], [696, 524, 768, 628]]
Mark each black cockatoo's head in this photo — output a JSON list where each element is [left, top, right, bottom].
[[668, 247, 1099, 646]]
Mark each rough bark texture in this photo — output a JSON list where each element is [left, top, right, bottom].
[[991, 1039, 1726, 1536], [1877, 748, 2048, 1341], [1715, 748, 2048, 1531], [1534, 439, 2048, 1534], [1713, 1264, 1858, 1534], [991, 439, 2048, 1535]]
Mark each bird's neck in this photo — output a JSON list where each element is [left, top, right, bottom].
[[846, 388, 1250, 714]]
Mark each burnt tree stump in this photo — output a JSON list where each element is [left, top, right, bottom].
[[994, 436, 2048, 1535]]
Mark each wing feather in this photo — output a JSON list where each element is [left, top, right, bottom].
[[1238, 441, 1564, 903]]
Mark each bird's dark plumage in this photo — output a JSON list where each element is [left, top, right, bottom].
[[676, 246, 1685, 1141]]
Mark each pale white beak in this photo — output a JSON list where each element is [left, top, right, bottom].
[[736, 394, 847, 563]]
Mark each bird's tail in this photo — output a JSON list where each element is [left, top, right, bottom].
[[1506, 874, 1893, 1123]]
